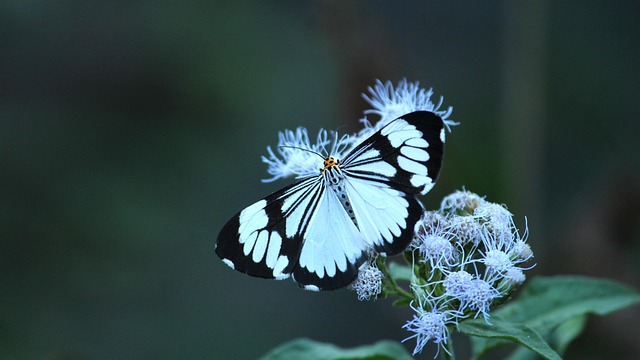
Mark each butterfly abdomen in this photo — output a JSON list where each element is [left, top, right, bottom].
[[322, 158, 359, 227]]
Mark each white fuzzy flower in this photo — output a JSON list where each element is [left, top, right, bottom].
[[418, 234, 456, 272], [350, 262, 384, 301], [483, 249, 514, 275], [261, 128, 356, 182], [504, 268, 526, 285], [413, 218, 456, 272], [402, 294, 456, 358], [447, 214, 483, 246], [359, 79, 456, 138], [463, 279, 501, 321], [440, 189, 486, 215], [513, 239, 533, 261], [412, 211, 449, 242], [443, 270, 474, 299], [478, 219, 534, 282], [403, 311, 448, 357], [474, 202, 514, 238]]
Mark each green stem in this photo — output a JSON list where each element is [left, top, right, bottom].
[[376, 257, 413, 301]]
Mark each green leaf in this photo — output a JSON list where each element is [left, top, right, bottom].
[[550, 314, 588, 355], [503, 316, 587, 360], [459, 316, 562, 360], [496, 276, 640, 333], [466, 275, 640, 358], [388, 262, 412, 282], [258, 338, 413, 360]]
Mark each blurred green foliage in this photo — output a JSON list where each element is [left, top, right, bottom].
[[1, 1, 638, 359]]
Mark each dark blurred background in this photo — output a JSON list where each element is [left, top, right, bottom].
[[2, 1, 639, 359]]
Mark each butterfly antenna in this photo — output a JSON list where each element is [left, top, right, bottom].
[[277, 145, 325, 159]]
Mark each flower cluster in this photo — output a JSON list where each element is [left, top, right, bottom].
[[399, 189, 534, 356], [261, 79, 456, 182]]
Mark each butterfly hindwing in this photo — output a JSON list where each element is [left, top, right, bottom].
[[342, 176, 424, 256], [292, 185, 370, 290]]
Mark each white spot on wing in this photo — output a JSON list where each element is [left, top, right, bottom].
[[344, 177, 410, 251], [265, 232, 282, 268], [252, 230, 269, 263], [420, 182, 435, 195], [238, 201, 267, 234], [381, 119, 408, 136], [400, 146, 430, 162], [398, 156, 428, 175], [381, 120, 424, 148], [273, 256, 290, 279], [283, 180, 322, 238], [304, 284, 320, 292], [406, 137, 429, 148], [222, 258, 235, 269], [440, 128, 446, 143], [355, 149, 380, 162], [410, 174, 433, 189], [242, 232, 257, 256]]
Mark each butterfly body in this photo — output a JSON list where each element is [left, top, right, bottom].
[[216, 111, 445, 291]]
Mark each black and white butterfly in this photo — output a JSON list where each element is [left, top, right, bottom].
[[215, 111, 446, 291]]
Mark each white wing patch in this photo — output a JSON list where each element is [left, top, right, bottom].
[[238, 200, 268, 243], [400, 145, 430, 162], [236, 198, 291, 279], [344, 176, 410, 251], [411, 174, 434, 191], [282, 180, 320, 238], [381, 119, 423, 148], [296, 187, 367, 280], [346, 160, 397, 178], [397, 156, 428, 176]]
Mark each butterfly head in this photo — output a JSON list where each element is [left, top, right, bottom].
[[322, 157, 343, 185], [323, 157, 340, 170]]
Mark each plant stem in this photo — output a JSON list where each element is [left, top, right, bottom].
[[376, 257, 413, 300]]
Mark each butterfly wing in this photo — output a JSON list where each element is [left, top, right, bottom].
[[291, 187, 370, 291], [215, 176, 324, 280], [341, 111, 446, 255], [343, 111, 445, 196], [216, 175, 371, 291]]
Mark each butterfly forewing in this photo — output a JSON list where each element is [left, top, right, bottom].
[[342, 111, 445, 195], [216, 111, 445, 290], [215, 177, 323, 280]]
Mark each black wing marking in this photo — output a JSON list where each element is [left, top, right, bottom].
[[343, 111, 445, 195], [215, 176, 324, 280]]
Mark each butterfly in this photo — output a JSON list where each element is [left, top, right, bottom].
[[215, 111, 445, 291]]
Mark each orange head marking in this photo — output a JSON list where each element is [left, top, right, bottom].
[[323, 157, 339, 170]]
